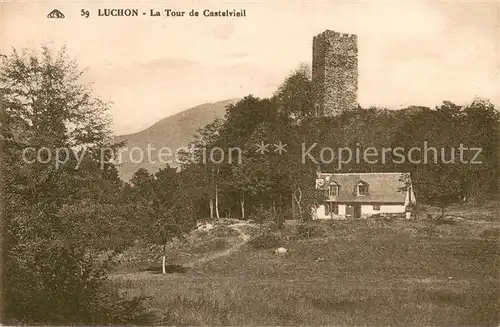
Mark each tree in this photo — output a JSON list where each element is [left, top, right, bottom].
[[171, 68, 499, 226], [413, 164, 464, 217], [126, 164, 196, 274], [273, 64, 315, 120], [1, 46, 150, 324], [184, 119, 224, 218]]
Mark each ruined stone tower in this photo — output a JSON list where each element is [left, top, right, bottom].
[[312, 30, 358, 116]]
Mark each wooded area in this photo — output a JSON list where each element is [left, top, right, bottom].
[[1, 48, 498, 324]]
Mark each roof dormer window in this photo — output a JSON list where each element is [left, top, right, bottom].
[[328, 181, 340, 196], [356, 181, 369, 196]]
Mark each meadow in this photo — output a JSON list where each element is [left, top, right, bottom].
[[112, 206, 499, 326]]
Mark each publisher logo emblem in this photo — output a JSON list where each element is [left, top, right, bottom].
[[47, 9, 65, 18]]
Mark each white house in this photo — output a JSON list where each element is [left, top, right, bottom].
[[314, 172, 416, 219]]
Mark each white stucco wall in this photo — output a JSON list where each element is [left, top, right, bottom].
[[404, 187, 417, 206], [361, 204, 405, 215], [315, 204, 327, 219], [338, 204, 346, 216], [314, 203, 405, 219], [314, 204, 347, 220]]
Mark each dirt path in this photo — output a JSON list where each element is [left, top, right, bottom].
[[185, 223, 252, 267], [111, 223, 254, 280]]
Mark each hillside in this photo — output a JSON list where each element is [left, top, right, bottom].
[[113, 99, 238, 181], [111, 206, 499, 325]]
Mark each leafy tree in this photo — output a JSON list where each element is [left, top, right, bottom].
[[273, 64, 315, 119], [412, 164, 464, 217], [1, 46, 151, 324], [161, 66, 498, 229], [182, 119, 225, 218], [125, 164, 197, 274]]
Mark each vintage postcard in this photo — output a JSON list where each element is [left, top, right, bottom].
[[1, 0, 499, 325]]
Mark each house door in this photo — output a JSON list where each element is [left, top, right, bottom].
[[345, 205, 353, 218], [353, 204, 361, 218]]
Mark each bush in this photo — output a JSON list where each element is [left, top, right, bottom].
[[213, 218, 242, 226], [250, 206, 273, 227], [4, 239, 154, 325], [267, 221, 281, 232], [296, 223, 326, 239], [327, 220, 350, 230], [189, 238, 229, 254], [480, 228, 499, 240], [237, 225, 260, 237], [248, 233, 281, 249], [212, 226, 241, 237], [434, 216, 457, 225], [369, 213, 406, 221], [273, 212, 286, 230]]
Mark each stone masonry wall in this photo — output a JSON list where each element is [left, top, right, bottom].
[[312, 30, 358, 116]]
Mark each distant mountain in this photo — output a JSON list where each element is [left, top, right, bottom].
[[399, 105, 431, 115], [113, 99, 238, 181]]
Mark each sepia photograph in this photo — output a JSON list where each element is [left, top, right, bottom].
[[1, 1, 499, 325]]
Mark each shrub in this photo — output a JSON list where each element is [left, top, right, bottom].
[[250, 206, 273, 227], [212, 226, 241, 237], [189, 239, 229, 254], [434, 216, 457, 225], [268, 221, 281, 232], [237, 225, 260, 237], [369, 213, 395, 222], [273, 212, 286, 230], [4, 239, 154, 325], [328, 220, 350, 230], [480, 228, 499, 240], [249, 233, 281, 249]]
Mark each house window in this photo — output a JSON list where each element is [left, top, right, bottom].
[[373, 204, 380, 210], [357, 181, 369, 196], [325, 203, 339, 215]]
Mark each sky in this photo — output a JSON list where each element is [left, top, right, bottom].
[[1, 0, 499, 134]]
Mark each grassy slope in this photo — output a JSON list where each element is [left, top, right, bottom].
[[114, 217, 499, 326], [423, 201, 500, 221]]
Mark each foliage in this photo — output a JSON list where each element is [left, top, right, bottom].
[[6, 239, 153, 324], [480, 228, 500, 240], [1, 46, 152, 324], [171, 75, 499, 221], [250, 205, 273, 227], [296, 223, 327, 239], [114, 215, 500, 326], [248, 233, 282, 249], [4, 44, 497, 323], [273, 64, 315, 119]]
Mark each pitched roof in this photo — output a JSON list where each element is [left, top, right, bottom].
[[317, 172, 408, 203]]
